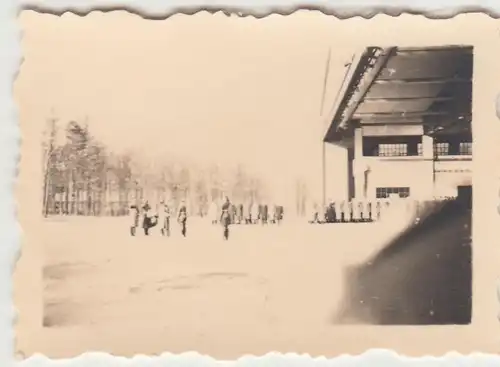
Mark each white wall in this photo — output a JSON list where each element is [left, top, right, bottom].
[[361, 157, 435, 199], [359, 157, 472, 200], [434, 158, 472, 196]]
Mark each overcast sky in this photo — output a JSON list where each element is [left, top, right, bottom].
[[16, 10, 359, 204]]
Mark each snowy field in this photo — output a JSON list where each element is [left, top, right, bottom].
[[24, 216, 408, 358]]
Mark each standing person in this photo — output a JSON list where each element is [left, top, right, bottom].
[[325, 200, 335, 223], [177, 200, 188, 237], [366, 201, 373, 222], [251, 201, 259, 224], [351, 199, 360, 223], [269, 204, 276, 224], [157, 200, 171, 237], [347, 200, 354, 223], [208, 201, 218, 225], [276, 205, 284, 225], [262, 204, 268, 225], [330, 201, 337, 223], [142, 201, 158, 236], [230, 204, 237, 225], [340, 200, 348, 222], [238, 203, 244, 224], [309, 202, 319, 224], [221, 196, 232, 240], [129, 204, 140, 236], [375, 201, 382, 221], [244, 201, 251, 224]]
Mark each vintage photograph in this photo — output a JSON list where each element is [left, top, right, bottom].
[[13, 11, 488, 359]]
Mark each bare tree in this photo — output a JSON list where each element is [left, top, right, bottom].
[[41, 115, 58, 217], [41, 116, 274, 218]]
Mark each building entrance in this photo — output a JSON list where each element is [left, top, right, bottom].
[[457, 185, 472, 209]]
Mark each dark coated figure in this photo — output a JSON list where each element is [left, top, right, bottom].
[[142, 201, 158, 236], [129, 205, 140, 236], [275, 205, 284, 224], [221, 196, 232, 240], [177, 200, 188, 237]]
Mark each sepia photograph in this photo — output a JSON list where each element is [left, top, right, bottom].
[[12, 11, 499, 360]]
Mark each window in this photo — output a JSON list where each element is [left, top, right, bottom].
[[363, 136, 420, 157], [376, 187, 410, 199], [459, 142, 472, 155], [417, 143, 423, 156], [433, 142, 449, 156], [377, 143, 408, 157]]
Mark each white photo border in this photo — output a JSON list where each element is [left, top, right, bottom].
[[6, 0, 500, 366]]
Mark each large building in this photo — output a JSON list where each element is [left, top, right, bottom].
[[323, 45, 473, 205]]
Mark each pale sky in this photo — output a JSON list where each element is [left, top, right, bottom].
[[15, 10, 354, 204]]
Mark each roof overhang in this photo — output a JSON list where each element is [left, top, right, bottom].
[[323, 45, 473, 145]]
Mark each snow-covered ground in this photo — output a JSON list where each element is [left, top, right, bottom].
[[17, 216, 409, 359]]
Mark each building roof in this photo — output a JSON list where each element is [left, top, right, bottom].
[[323, 45, 473, 144]]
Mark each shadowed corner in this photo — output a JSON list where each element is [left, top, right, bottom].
[[42, 262, 92, 327], [333, 198, 472, 325], [43, 301, 74, 328]]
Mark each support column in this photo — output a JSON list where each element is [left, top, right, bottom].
[[353, 128, 365, 199], [422, 134, 435, 199], [422, 134, 434, 159], [354, 127, 363, 159], [347, 147, 355, 200]]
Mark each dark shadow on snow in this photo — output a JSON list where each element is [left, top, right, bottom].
[[334, 197, 472, 325]]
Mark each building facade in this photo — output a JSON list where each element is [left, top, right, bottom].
[[323, 45, 473, 204], [351, 125, 472, 200]]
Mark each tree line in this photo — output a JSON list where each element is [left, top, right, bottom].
[[41, 117, 269, 217]]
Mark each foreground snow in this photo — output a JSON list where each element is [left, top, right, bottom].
[[19, 216, 410, 358]]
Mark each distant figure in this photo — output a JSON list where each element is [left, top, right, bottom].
[[251, 202, 259, 224], [309, 202, 319, 224], [177, 200, 188, 237], [325, 201, 336, 223], [157, 200, 171, 237], [351, 200, 361, 222], [129, 205, 140, 236], [229, 204, 236, 225], [276, 205, 284, 224], [238, 203, 244, 224], [221, 196, 232, 240], [209, 201, 218, 225], [261, 204, 268, 225], [269, 205, 276, 224], [347, 200, 354, 222], [244, 202, 252, 224], [142, 201, 158, 236], [375, 201, 382, 221], [364, 201, 372, 222], [339, 201, 346, 222]]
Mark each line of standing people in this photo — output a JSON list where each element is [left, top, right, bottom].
[[129, 200, 188, 237], [309, 200, 385, 224], [209, 200, 284, 227]]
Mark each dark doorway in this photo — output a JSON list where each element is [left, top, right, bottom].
[[457, 185, 472, 210]]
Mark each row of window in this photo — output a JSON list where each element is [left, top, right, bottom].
[[375, 187, 410, 199], [376, 142, 472, 157], [434, 142, 472, 156]]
